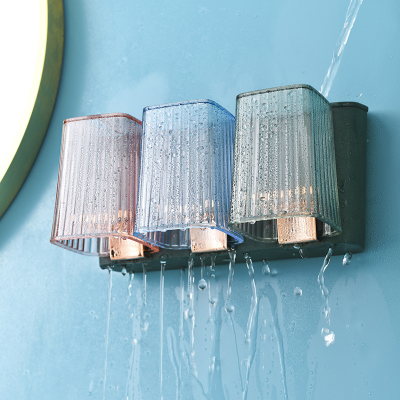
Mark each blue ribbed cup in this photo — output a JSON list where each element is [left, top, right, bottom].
[[135, 99, 243, 249], [229, 85, 341, 242]]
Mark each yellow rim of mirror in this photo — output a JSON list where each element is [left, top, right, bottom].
[[0, 0, 64, 219]]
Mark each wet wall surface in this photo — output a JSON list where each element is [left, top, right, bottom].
[[0, 0, 399, 398]]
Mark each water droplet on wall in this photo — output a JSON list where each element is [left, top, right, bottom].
[[225, 303, 235, 313], [262, 260, 270, 275], [321, 328, 335, 346], [294, 287, 302, 296], [343, 252, 352, 265], [270, 269, 278, 276], [198, 278, 207, 290]]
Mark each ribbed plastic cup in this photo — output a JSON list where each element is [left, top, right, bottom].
[[229, 84, 341, 242], [50, 113, 158, 256], [134, 99, 243, 249]]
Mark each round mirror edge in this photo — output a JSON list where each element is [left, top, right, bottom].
[[0, 0, 64, 220]]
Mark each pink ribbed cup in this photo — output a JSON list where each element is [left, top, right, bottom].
[[50, 113, 158, 256]]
